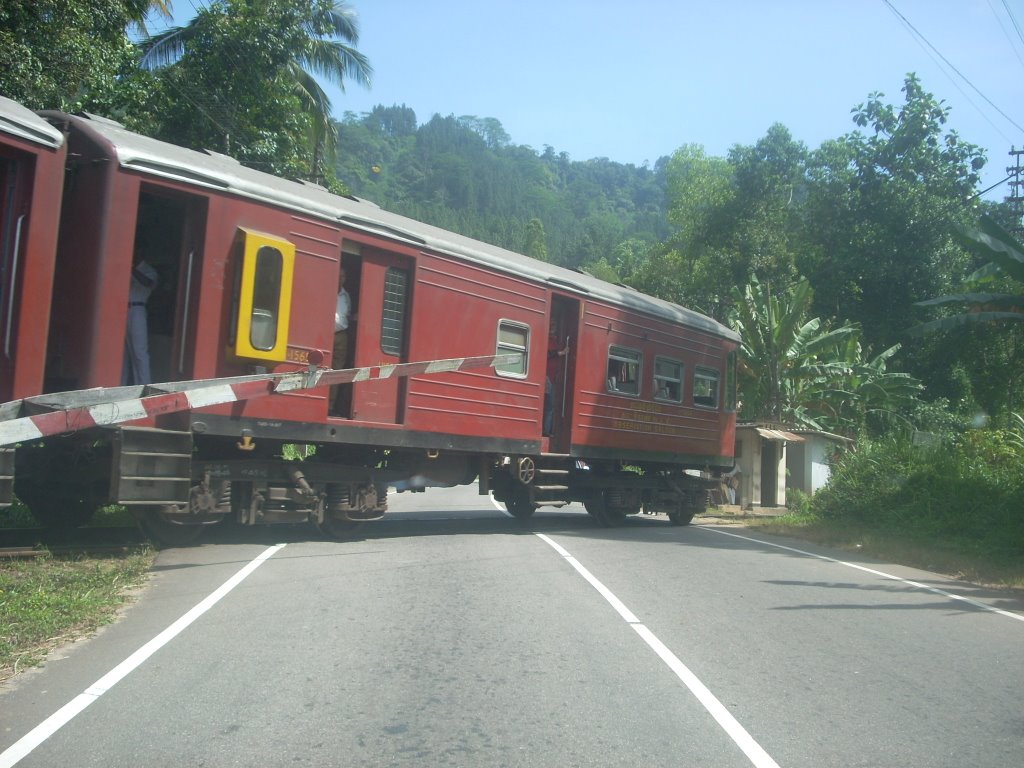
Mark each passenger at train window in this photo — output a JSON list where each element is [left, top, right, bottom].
[[331, 266, 352, 415], [606, 346, 641, 395], [693, 367, 720, 409], [122, 258, 158, 386]]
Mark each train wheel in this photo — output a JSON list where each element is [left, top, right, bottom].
[[667, 507, 695, 526], [504, 489, 536, 519], [667, 492, 703, 526], [137, 507, 205, 546], [586, 493, 627, 527]]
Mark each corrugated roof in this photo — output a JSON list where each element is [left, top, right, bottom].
[[754, 427, 804, 442]]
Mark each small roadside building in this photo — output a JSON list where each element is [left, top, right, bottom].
[[733, 424, 805, 509]]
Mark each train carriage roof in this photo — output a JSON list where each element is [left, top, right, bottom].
[[0, 97, 64, 150], [56, 109, 739, 343]]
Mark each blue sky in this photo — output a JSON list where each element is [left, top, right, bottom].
[[161, 1, 1024, 200]]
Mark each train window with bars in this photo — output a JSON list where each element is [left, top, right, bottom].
[[694, 367, 720, 409], [380, 267, 409, 356], [495, 320, 528, 377], [607, 345, 641, 395], [653, 356, 683, 402]]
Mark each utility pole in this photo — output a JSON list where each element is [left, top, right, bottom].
[[1006, 148, 1024, 239]]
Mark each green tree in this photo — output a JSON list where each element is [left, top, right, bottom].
[[800, 74, 984, 356], [138, 0, 371, 178], [524, 218, 549, 261], [0, 0, 151, 109], [724, 124, 807, 291], [662, 144, 735, 313], [659, 128, 808, 320]]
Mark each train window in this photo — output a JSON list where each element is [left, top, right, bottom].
[[495, 321, 528, 377], [694, 367, 720, 409], [229, 228, 295, 362], [381, 268, 409, 356], [607, 346, 641, 396], [653, 357, 683, 402], [251, 247, 283, 350]]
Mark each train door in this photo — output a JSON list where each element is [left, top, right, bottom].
[[547, 295, 580, 452], [0, 156, 24, 399], [329, 248, 361, 418], [128, 187, 207, 384], [343, 247, 413, 423]]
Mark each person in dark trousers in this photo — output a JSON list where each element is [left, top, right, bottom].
[[123, 259, 158, 385], [544, 329, 568, 436]]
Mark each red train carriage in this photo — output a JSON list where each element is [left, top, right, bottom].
[[0, 97, 67, 506], [2, 104, 739, 542]]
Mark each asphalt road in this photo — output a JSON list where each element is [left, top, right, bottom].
[[1, 484, 1022, 767]]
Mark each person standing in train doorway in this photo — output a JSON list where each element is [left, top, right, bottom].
[[330, 265, 352, 415], [544, 327, 568, 436], [123, 257, 158, 385]]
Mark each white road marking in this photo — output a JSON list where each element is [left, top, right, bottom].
[[533, 532, 781, 768], [700, 527, 1024, 623], [0, 544, 287, 768]]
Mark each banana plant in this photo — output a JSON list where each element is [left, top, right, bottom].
[[913, 216, 1024, 334]]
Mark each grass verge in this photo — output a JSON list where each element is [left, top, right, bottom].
[[0, 547, 155, 682], [740, 512, 1024, 591]]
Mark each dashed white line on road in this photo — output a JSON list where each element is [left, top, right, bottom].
[[534, 532, 781, 768]]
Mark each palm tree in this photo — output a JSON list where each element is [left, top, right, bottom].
[[132, 1, 174, 35], [138, 0, 371, 175]]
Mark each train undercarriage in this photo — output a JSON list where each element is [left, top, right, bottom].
[[10, 424, 713, 545], [488, 453, 711, 527]]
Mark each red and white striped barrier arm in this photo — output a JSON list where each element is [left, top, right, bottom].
[[0, 354, 518, 448]]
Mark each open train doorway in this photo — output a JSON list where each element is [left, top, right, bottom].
[[546, 294, 580, 452], [126, 187, 207, 385], [0, 156, 22, 400]]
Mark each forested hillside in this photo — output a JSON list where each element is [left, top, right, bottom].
[[334, 105, 668, 267]]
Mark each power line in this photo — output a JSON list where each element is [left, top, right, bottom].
[[999, 0, 1024, 54], [988, 0, 1024, 72], [883, 0, 1024, 140]]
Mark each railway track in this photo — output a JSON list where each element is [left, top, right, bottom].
[[0, 526, 146, 554]]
